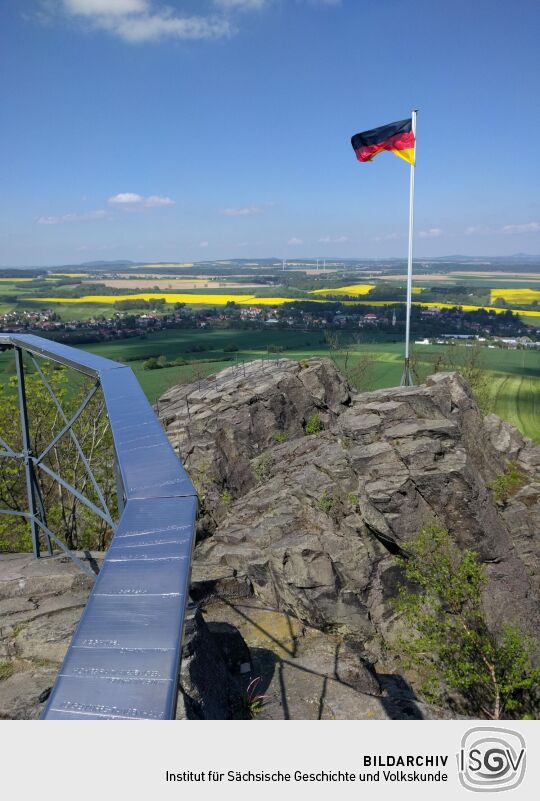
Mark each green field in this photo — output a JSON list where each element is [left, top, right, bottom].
[[23, 328, 535, 442], [2, 268, 539, 442], [1, 328, 538, 439]]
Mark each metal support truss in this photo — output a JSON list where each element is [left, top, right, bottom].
[[0, 333, 198, 720], [1, 343, 114, 570], [29, 355, 113, 523]]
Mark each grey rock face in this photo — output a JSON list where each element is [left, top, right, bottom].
[[0, 553, 99, 719], [158, 358, 351, 536], [159, 362, 540, 656]]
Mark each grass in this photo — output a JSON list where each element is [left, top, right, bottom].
[[1, 328, 537, 439], [489, 462, 527, 504], [0, 661, 15, 681], [134, 359, 235, 401], [486, 374, 540, 441], [78, 330, 540, 440]]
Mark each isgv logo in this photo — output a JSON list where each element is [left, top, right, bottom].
[[457, 727, 526, 792]]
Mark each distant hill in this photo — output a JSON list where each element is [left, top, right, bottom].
[[1, 254, 539, 274]]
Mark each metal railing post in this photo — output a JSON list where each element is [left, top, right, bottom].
[[14, 347, 41, 558], [114, 455, 125, 518]]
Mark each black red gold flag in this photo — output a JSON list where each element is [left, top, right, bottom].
[[351, 118, 415, 165]]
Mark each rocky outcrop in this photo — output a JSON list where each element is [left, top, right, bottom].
[[160, 361, 540, 664], [2, 358, 539, 720], [0, 552, 100, 719], [158, 358, 351, 536]]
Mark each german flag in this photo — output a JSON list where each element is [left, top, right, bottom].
[[351, 118, 415, 165]]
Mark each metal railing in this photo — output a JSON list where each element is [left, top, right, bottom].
[[0, 333, 198, 719]]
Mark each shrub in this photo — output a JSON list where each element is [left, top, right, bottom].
[[143, 354, 169, 370], [272, 431, 288, 444], [348, 493, 359, 508], [393, 519, 540, 719], [253, 452, 272, 483], [489, 462, 526, 505], [220, 489, 233, 506], [317, 489, 335, 514], [305, 414, 322, 435]]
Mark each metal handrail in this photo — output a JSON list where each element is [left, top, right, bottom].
[[0, 333, 198, 720]]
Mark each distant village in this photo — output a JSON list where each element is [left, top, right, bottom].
[[0, 298, 538, 349]]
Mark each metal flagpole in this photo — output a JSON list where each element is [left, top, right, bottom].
[[401, 108, 417, 387]]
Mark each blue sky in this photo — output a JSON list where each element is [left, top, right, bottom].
[[1, 0, 539, 265]]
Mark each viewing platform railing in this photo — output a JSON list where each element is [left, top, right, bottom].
[[0, 334, 198, 720]]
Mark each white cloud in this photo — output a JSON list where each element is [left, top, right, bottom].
[[199, 240, 209, 248], [51, 1, 339, 43], [108, 192, 174, 207], [108, 192, 143, 204], [288, 237, 303, 246], [60, 1, 233, 43], [418, 228, 444, 239], [144, 194, 175, 207], [36, 209, 108, 225], [220, 205, 264, 216], [64, 0, 148, 15], [104, 12, 232, 43], [213, 0, 267, 9], [501, 222, 540, 234]]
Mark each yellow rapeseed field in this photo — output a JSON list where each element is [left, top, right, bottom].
[[48, 273, 88, 277], [311, 284, 424, 296], [32, 293, 296, 306], [311, 284, 375, 295], [489, 288, 540, 305], [142, 268, 193, 270], [0, 277, 34, 282], [30, 293, 540, 318]]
